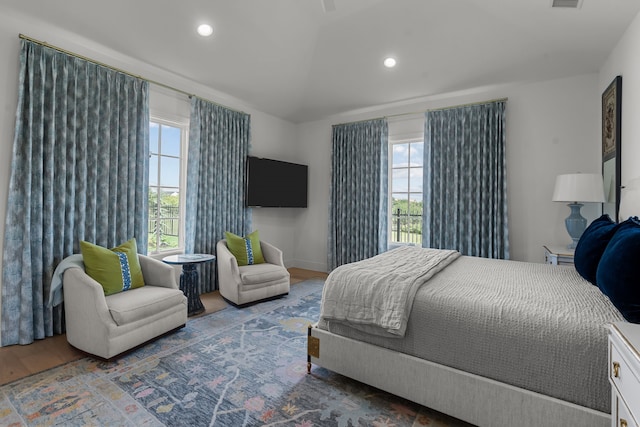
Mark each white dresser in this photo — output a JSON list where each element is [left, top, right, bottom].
[[609, 322, 640, 427]]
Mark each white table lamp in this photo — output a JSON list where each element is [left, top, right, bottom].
[[552, 173, 606, 249]]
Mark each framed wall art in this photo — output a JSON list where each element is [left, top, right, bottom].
[[602, 75, 622, 221]]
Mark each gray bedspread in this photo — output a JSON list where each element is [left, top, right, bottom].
[[318, 255, 625, 413], [320, 246, 460, 337]]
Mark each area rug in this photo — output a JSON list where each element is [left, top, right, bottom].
[[0, 280, 472, 426]]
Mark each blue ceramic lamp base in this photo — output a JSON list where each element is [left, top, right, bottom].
[[565, 203, 587, 249]]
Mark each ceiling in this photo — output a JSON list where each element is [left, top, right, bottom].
[[2, 0, 640, 123]]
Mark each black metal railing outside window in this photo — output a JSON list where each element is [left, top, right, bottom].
[[390, 207, 422, 245]]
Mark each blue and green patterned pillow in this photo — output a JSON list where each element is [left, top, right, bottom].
[[225, 230, 265, 266], [80, 238, 145, 296]]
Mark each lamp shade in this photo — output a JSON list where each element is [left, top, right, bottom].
[[619, 176, 640, 220], [552, 173, 606, 203]]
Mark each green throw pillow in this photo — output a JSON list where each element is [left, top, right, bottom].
[[225, 230, 265, 266], [80, 238, 145, 296]]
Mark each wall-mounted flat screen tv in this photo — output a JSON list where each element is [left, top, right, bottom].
[[245, 156, 308, 208]]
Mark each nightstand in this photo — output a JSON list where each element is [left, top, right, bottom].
[[543, 245, 575, 266], [609, 323, 640, 427]]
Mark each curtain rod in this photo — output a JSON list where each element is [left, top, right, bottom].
[[19, 33, 248, 116], [332, 97, 508, 127]]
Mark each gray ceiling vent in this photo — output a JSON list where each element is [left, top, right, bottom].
[[552, 0, 583, 8]]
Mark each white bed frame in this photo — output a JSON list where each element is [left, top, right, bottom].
[[307, 325, 609, 427]]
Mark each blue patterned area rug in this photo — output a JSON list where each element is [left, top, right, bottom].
[[0, 280, 472, 426]]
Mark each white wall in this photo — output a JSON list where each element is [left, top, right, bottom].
[[599, 10, 640, 195], [294, 74, 603, 271], [0, 10, 299, 341], [247, 113, 302, 264]]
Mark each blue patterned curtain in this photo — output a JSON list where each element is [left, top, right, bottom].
[[185, 98, 251, 292], [1, 40, 149, 346], [328, 119, 388, 270], [423, 101, 509, 259]]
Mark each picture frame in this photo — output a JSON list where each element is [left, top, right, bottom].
[[602, 75, 622, 221]]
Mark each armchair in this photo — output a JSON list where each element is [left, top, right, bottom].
[[63, 254, 187, 359], [217, 239, 290, 306]]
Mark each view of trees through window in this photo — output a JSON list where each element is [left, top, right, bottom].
[[391, 140, 424, 245], [148, 121, 182, 253]]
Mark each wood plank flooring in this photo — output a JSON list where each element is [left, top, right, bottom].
[[0, 267, 327, 386]]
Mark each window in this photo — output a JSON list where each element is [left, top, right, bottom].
[[148, 119, 187, 253], [390, 139, 424, 245]]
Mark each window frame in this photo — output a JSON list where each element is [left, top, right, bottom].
[[388, 137, 424, 246], [148, 115, 189, 255]]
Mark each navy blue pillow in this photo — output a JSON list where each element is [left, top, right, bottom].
[[596, 217, 640, 323], [574, 214, 617, 285]]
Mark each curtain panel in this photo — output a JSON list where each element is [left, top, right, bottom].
[[328, 119, 388, 270], [1, 40, 149, 346], [185, 98, 251, 293], [422, 101, 508, 259]]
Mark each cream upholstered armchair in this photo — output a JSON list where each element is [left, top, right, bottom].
[[63, 254, 187, 359], [216, 239, 290, 306]]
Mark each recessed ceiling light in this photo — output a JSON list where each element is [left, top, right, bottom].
[[197, 24, 214, 37], [384, 57, 397, 68]]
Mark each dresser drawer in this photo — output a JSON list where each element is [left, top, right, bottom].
[[614, 393, 639, 427], [610, 339, 640, 423]]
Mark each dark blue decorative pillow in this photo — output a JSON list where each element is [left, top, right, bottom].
[[574, 214, 617, 285], [596, 217, 640, 323]]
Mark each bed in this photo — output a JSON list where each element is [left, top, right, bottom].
[[306, 246, 625, 427]]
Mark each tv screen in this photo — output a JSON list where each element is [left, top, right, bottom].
[[245, 156, 308, 208]]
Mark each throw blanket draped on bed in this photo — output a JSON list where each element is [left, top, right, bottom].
[[320, 246, 460, 337]]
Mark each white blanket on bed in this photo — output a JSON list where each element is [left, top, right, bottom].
[[320, 246, 460, 337]]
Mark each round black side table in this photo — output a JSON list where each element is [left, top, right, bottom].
[[162, 253, 215, 316]]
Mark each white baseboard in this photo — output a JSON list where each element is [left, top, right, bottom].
[[285, 259, 328, 273]]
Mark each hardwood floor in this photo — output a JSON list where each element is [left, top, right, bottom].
[[0, 268, 327, 386]]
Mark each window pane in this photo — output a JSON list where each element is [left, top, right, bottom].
[[149, 155, 159, 185], [392, 169, 408, 192], [392, 143, 409, 167], [161, 125, 181, 157], [408, 199, 423, 214], [389, 140, 424, 246], [159, 188, 180, 215], [409, 167, 423, 192], [159, 188, 180, 249], [148, 187, 158, 252], [148, 219, 158, 252], [391, 193, 409, 211], [148, 187, 159, 209], [148, 120, 185, 254], [390, 194, 405, 244], [160, 156, 180, 187], [391, 196, 422, 244], [150, 123, 159, 154], [154, 188, 180, 250], [406, 200, 423, 245], [409, 142, 424, 166]]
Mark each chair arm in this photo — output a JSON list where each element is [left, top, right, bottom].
[[139, 254, 178, 289], [217, 240, 241, 279], [63, 267, 116, 332], [216, 240, 242, 303], [261, 240, 285, 267]]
